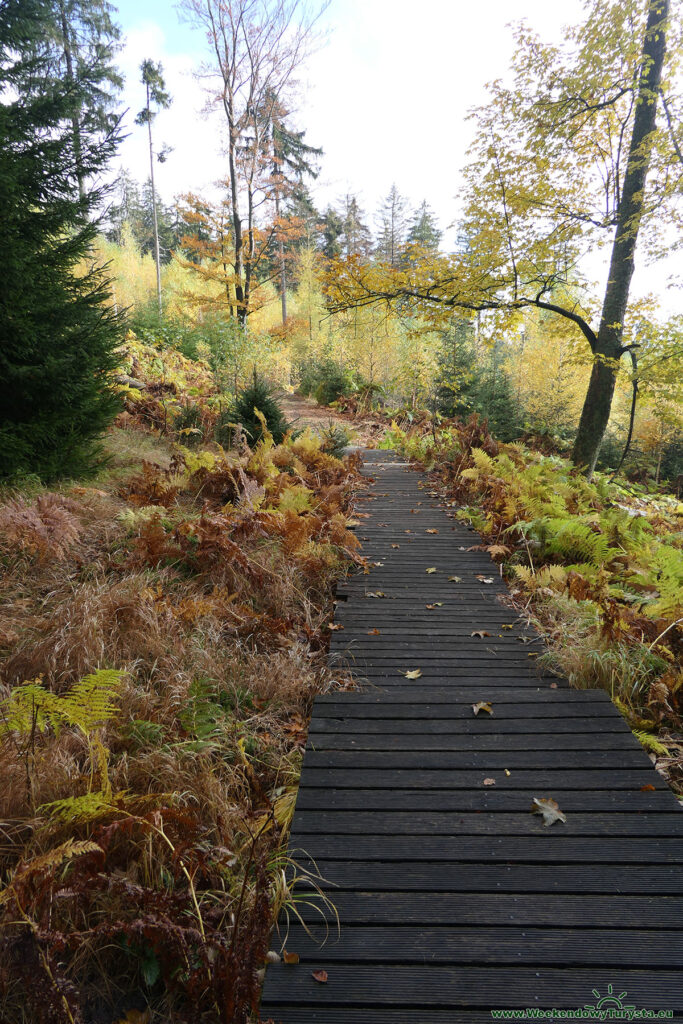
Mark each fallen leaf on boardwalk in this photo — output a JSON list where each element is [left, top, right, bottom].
[[404, 529, 412, 533], [477, 576, 495, 584], [312, 970, 328, 983], [471, 630, 491, 638], [528, 652, 538, 658], [472, 701, 493, 715], [448, 576, 462, 583], [368, 628, 381, 635], [504, 769, 511, 776], [549, 682, 558, 689], [391, 543, 400, 549], [378, 522, 389, 527], [283, 951, 300, 964], [531, 797, 567, 826], [483, 777, 496, 786], [425, 567, 437, 574], [404, 669, 423, 679], [502, 624, 514, 630], [640, 784, 656, 792], [327, 623, 344, 631], [426, 529, 439, 534], [366, 591, 386, 598]]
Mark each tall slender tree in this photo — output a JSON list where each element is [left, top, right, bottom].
[[375, 184, 409, 267], [52, 0, 122, 204], [182, 0, 326, 324], [136, 59, 171, 317], [0, 0, 124, 480]]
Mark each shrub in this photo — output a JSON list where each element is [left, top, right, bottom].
[[217, 375, 290, 447]]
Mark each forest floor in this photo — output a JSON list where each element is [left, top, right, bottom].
[[0, 343, 366, 1024], [278, 392, 385, 447]]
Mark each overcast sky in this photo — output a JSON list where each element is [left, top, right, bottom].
[[110, 0, 679, 309], [113, 0, 586, 243]]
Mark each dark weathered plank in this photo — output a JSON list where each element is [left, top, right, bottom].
[[297, 767, 667, 790], [294, 788, 676, 812], [262, 965, 683, 1009], [288, 892, 683, 926], [302, 748, 654, 768], [307, 732, 639, 750], [288, 860, 683, 893], [286, 834, 682, 862], [290, 810, 683, 836], [280, 924, 683, 964]]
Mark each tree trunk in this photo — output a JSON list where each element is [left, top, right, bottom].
[[58, 1, 85, 205], [146, 83, 163, 318], [572, 0, 669, 477]]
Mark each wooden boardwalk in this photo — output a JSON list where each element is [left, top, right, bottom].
[[261, 449, 683, 1023]]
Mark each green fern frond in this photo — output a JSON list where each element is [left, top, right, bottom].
[[632, 730, 670, 757]]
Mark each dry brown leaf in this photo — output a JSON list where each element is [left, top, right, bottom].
[[404, 669, 423, 679], [368, 628, 381, 635], [472, 701, 493, 715], [391, 543, 400, 549], [283, 950, 300, 964], [531, 797, 567, 826], [426, 529, 439, 534], [549, 682, 558, 689], [327, 623, 344, 631], [448, 576, 462, 583], [483, 777, 496, 786], [471, 630, 491, 638], [425, 567, 437, 574], [312, 970, 328, 983], [640, 784, 656, 792], [366, 591, 386, 598]]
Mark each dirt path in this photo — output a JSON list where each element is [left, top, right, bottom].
[[279, 392, 384, 447]]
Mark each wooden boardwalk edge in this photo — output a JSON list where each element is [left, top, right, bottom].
[[260, 449, 683, 1022]]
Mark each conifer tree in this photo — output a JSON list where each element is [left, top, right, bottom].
[[0, 0, 124, 481]]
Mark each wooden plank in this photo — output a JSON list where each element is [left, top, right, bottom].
[[287, 860, 683, 893], [262, 965, 683, 1008], [312, 702, 619, 718], [297, 767, 668, 790], [294, 788, 677, 812], [279, 924, 683, 965], [315, 688, 610, 703], [302, 749, 654, 768], [306, 732, 639, 750], [308, 717, 631, 734], [288, 892, 683, 927], [290, 810, 683, 836], [286, 834, 682, 862]]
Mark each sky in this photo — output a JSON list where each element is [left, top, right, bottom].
[[113, 0, 586, 245]]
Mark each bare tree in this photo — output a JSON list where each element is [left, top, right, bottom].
[[181, 0, 326, 324]]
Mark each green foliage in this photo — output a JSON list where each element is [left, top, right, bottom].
[[219, 375, 290, 446], [298, 357, 356, 406], [0, 0, 124, 482], [317, 422, 352, 459], [1, 670, 123, 738]]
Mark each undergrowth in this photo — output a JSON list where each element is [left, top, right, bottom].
[[385, 416, 683, 792], [0, 344, 363, 1023]]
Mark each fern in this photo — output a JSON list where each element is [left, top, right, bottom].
[[1, 670, 122, 740], [543, 517, 616, 567], [632, 730, 671, 756]]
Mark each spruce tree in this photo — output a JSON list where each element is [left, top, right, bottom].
[[0, 0, 124, 481]]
